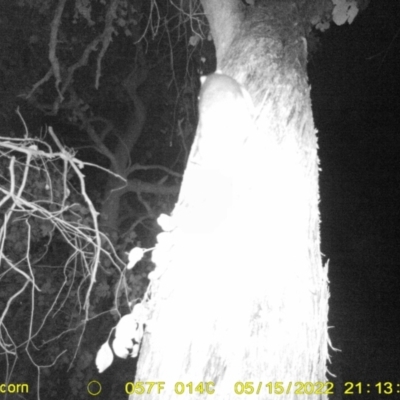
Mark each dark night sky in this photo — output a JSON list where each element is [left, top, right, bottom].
[[309, 0, 400, 386]]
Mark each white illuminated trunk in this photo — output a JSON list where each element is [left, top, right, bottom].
[[133, 1, 329, 398]]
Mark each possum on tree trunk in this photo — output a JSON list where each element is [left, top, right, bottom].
[[198, 72, 251, 118], [190, 71, 254, 168], [173, 71, 256, 234]]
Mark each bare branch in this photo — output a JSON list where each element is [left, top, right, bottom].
[[79, 115, 120, 173], [128, 163, 182, 179], [25, 1, 102, 114], [58, 36, 102, 106], [126, 178, 179, 196], [47, 127, 101, 318], [0, 279, 30, 355], [85, 117, 114, 142], [137, 0, 161, 43], [95, 0, 120, 89], [23, 68, 53, 101], [49, 0, 68, 100], [137, 192, 155, 217]]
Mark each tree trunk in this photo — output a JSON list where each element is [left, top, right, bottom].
[[133, 1, 329, 399]]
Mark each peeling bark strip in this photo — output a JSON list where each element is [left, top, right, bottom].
[[133, 1, 330, 399]]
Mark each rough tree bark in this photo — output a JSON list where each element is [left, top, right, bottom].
[[132, 0, 330, 399]]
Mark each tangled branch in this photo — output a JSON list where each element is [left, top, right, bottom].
[[0, 127, 126, 385]]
